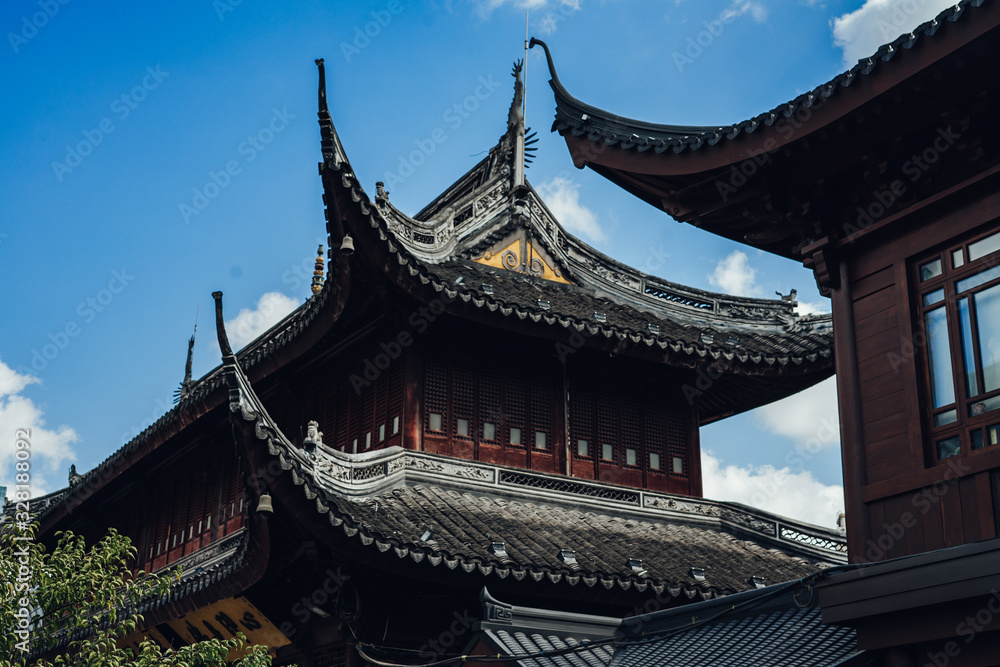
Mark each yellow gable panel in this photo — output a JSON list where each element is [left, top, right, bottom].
[[472, 239, 571, 284]]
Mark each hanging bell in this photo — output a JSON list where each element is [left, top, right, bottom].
[[340, 234, 355, 255], [257, 493, 274, 517]]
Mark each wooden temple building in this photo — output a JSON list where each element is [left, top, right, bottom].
[[520, 0, 1000, 663], [19, 49, 850, 665]]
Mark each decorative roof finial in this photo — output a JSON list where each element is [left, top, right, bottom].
[[68, 464, 82, 486], [315, 58, 341, 165], [508, 60, 527, 188], [311, 245, 325, 296], [212, 291, 235, 361], [175, 309, 198, 404]]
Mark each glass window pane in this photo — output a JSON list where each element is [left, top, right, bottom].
[[959, 298, 979, 397], [510, 427, 521, 445], [649, 453, 660, 470], [972, 429, 985, 450], [483, 422, 495, 440], [970, 395, 1000, 417], [925, 307, 955, 408], [457, 418, 469, 437], [957, 264, 1000, 293], [626, 448, 637, 466], [922, 289, 945, 307], [429, 412, 442, 431], [969, 231, 1000, 262], [672, 456, 684, 474], [975, 283, 1000, 393], [392, 416, 399, 434], [602, 444, 613, 461], [934, 409, 957, 427], [365, 432, 371, 449], [378, 424, 385, 441], [988, 423, 1000, 447], [953, 249, 965, 269], [534, 431, 547, 449], [920, 258, 943, 282], [937, 436, 960, 459], [577, 439, 589, 457]]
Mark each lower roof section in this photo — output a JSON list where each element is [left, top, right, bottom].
[[474, 581, 867, 667], [229, 357, 846, 601]]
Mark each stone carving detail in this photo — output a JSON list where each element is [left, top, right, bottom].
[[726, 304, 777, 321], [453, 465, 492, 481], [720, 508, 776, 535], [502, 249, 519, 270], [778, 310, 813, 333], [403, 456, 446, 473], [317, 460, 351, 482], [476, 183, 508, 211], [645, 496, 720, 516], [170, 530, 245, 574]]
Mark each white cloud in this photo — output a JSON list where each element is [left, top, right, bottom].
[[701, 451, 845, 527], [721, 0, 767, 24], [225, 292, 301, 350], [708, 250, 762, 297], [473, 0, 577, 23], [0, 359, 78, 497], [537, 176, 606, 243], [832, 0, 958, 67], [755, 376, 840, 450], [795, 299, 830, 316]]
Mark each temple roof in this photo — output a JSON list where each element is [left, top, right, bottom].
[[327, 61, 834, 417], [227, 348, 846, 601], [533, 0, 986, 158], [475, 581, 864, 667], [530, 0, 996, 259], [37, 56, 838, 537]]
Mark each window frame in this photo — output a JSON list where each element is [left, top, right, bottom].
[[915, 227, 1000, 462]]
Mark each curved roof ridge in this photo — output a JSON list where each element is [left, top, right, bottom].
[[530, 0, 987, 155]]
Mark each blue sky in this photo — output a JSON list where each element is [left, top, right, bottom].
[[0, 0, 957, 525]]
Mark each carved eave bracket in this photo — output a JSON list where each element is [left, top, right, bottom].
[[801, 237, 840, 297]]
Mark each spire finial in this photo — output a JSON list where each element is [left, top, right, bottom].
[[175, 308, 199, 404], [508, 60, 527, 187], [311, 245, 325, 296], [212, 291, 235, 360]]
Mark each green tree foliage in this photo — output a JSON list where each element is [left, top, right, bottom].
[[1, 523, 276, 666]]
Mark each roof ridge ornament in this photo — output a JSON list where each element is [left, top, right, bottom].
[[174, 310, 198, 404], [314, 58, 345, 166], [508, 60, 527, 188], [212, 291, 235, 362]]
